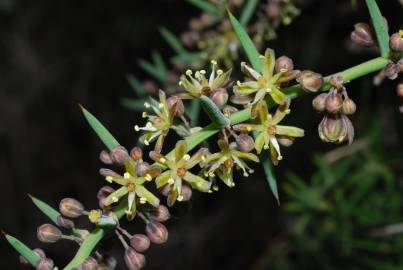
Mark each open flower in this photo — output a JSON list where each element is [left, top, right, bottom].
[[202, 139, 259, 187], [233, 49, 298, 118], [233, 100, 304, 165], [100, 158, 160, 220], [150, 140, 211, 206], [135, 90, 177, 152], [177, 60, 232, 99]]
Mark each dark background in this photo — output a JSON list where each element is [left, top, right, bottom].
[[0, 0, 402, 269]]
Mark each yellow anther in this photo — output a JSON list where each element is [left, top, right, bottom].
[[236, 80, 241, 86], [277, 155, 283, 161], [134, 125, 140, 131], [105, 176, 113, 183], [146, 122, 153, 128], [201, 155, 206, 162], [183, 154, 190, 161], [178, 81, 183, 86], [200, 70, 206, 75], [139, 198, 146, 204], [280, 68, 288, 73], [264, 144, 270, 150], [177, 195, 183, 201], [125, 210, 132, 215], [145, 174, 152, 181], [142, 112, 148, 118], [144, 140, 149, 146], [158, 103, 164, 109], [144, 102, 150, 108], [213, 185, 219, 191], [185, 69, 193, 76], [123, 172, 131, 179], [217, 69, 223, 75], [248, 169, 254, 173], [266, 87, 272, 92], [243, 172, 249, 177], [112, 196, 119, 203], [208, 172, 215, 177], [208, 190, 213, 193], [211, 60, 217, 65], [159, 157, 166, 163], [246, 126, 252, 131], [167, 178, 174, 185], [285, 109, 291, 114]]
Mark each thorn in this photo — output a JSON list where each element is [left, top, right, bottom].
[[78, 103, 86, 112]]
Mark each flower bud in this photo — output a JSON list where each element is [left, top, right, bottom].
[[135, 162, 150, 177], [124, 248, 146, 270], [59, 198, 85, 218], [167, 96, 185, 116], [384, 63, 399, 80], [342, 98, 357, 115], [159, 184, 171, 197], [397, 83, 403, 97], [81, 256, 98, 270], [189, 18, 202, 31], [36, 258, 54, 270], [318, 115, 348, 144], [325, 91, 343, 113], [20, 248, 46, 268], [329, 75, 344, 89], [312, 93, 328, 112], [350, 23, 375, 47], [275, 56, 294, 73], [266, 1, 280, 19], [277, 136, 294, 147], [389, 30, 403, 52], [130, 147, 143, 161], [150, 205, 171, 222], [222, 105, 238, 117], [110, 146, 129, 164], [236, 134, 255, 153], [99, 150, 113, 164], [97, 186, 115, 200], [210, 88, 228, 109], [130, 234, 150, 252], [37, 224, 62, 243], [57, 215, 75, 229], [180, 184, 193, 202], [145, 221, 168, 244], [398, 59, 403, 73], [297, 70, 323, 92]]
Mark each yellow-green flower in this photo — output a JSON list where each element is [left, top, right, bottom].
[[202, 139, 259, 187], [100, 158, 160, 220], [135, 90, 176, 152], [234, 49, 296, 118], [177, 60, 232, 99], [150, 140, 211, 206], [233, 100, 304, 165]]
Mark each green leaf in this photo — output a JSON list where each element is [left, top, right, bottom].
[[126, 74, 147, 98], [120, 98, 148, 111], [80, 105, 120, 151], [188, 99, 201, 126], [138, 59, 166, 83], [172, 52, 203, 65], [29, 194, 60, 225], [364, 0, 390, 57], [239, 0, 259, 26], [228, 11, 262, 72], [3, 232, 40, 267], [159, 27, 188, 55], [185, 0, 223, 17], [200, 96, 230, 128], [261, 152, 280, 204], [151, 50, 167, 75]]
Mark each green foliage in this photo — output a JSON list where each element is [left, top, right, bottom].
[[126, 74, 147, 98], [29, 194, 60, 225], [159, 27, 188, 55], [261, 152, 280, 204], [239, 0, 259, 26], [365, 0, 390, 57], [3, 233, 40, 267], [200, 96, 230, 128], [185, 0, 224, 17]]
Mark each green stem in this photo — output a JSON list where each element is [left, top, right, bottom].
[[62, 56, 388, 270]]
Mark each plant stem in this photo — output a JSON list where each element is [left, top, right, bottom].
[[62, 56, 388, 270]]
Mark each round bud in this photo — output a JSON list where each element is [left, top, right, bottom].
[[81, 256, 98, 270], [277, 136, 294, 147], [130, 234, 150, 252], [342, 98, 357, 115], [397, 83, 403, 97], [275, 56, 294, 73], [325, 91, 343, 113], [350, 23, 375, 47], [297, 70, 324, 92], [97, 186, 115, 209], [329, 75, 344, 89], [222, 105, 238, 117], [150, 205, 171, 222], [124, 248, 146, 270], [37, 224, 62, 243], [36, 258, 54, 270], [312, 93, 328, 112], [210, 88, 229, 109], [59, 198, 85, 218], [318, 115, 348, 143], [384, 63, 399, 80], [398, 59, 403, 73], [136, 162, 151, 177], [57, 215, 75, 229], [145, 221, 168, 244], [236, 134, 255, 153], [159, 184, 171, 197], [130, 147, 143, 161], [110, 146, 129, 164], [389, 31, 403, 52], [99, 150, 113, 164], [266, 1, 280, 19], [180, 184, 193, 202], [167, 96, 185, 116], [189, 18, 202, 31]]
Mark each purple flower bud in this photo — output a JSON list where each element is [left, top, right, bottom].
[[350, 23, 375, 47], [81, 256, 98, 270], [389, 31, 403, 52], [36, 258, 54, 270], [97, 186, 115, 200], [145, 221, 168, 244], [297, 70, 323, 92], [57, 215, 75, 229], [275, 56, 294, 73], [329, 75, 344, 89], [397, 83, 403, 97], [136, 162, 151, 177], [99, 150, 113, 164], [266, 1, 280, 19], [130, 147, 143, 161], [277, 136, 294, 147], [110, 146, 129, 164], [180, 184, 193, 202], [312, 93, 328, 112], [37, 224, 62, 243], [150, 205, 171, 222], [124, 248, 146, 270], [59, 198, 85, 218], [342, 98, 357, 115], [325, 90, 343, 114], [210, 88, 229, 109], [130, 234, 150, 252], [384, 63, 399, 80], [318, 115, 354, 144], [236, 134, 255, 153]]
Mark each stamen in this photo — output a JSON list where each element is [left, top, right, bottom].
[[217, 69, 223, 75], [211, 60, 217, 65], [145, 174, 152, 181], [183, 154, 190, 161], [185, 69, 193, 76], [158, 103, 164, 109], [139, 198, 147, 204], [200, 70, 206, 75], [266, 87, 272, 92], [159, 158, 166, 163], [123, 172, 131, 179], [142, 112, 148, 118], [277, 155, 283, 161], [167, 178, 174, 185], [144, 102, 150, 108], [177, 195, 183, 201], [144, 140, 149, 146], [134, 125, 140, 131], [105, 176, 113, 183], [112, 196, 119, 203]]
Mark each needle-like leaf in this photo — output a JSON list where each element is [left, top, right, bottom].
[[364, 0, 390, 57], [159, 27, 188, 55], [3, 232, 40, 267], [126, 74, 147, 98], [185, 0, 223, 17], [200, 96, 230, 128], [239, 0, 259, 26], [138, 59, 167, 83], [29, 194, 60, 225]]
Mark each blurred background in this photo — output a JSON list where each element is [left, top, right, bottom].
[[0, 0, 402, 269]]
